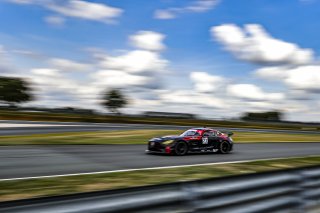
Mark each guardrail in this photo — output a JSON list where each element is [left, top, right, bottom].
[[1, 166, 320, 213]]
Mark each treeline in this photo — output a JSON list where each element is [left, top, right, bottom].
[[0, 76, 128, 114], [241, 111, 283, 122]]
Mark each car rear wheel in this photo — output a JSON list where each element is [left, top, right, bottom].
[[174, 141, 188, 156], [218, 141, 231, 154]]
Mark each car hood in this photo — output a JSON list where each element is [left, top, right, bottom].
[[149, 135, 180, 142]]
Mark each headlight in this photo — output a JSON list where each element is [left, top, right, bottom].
[[162, 140, 174, 145]]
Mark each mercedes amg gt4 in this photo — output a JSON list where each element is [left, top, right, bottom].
[[146, 128, 233, 156]]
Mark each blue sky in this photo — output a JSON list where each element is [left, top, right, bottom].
[[1, 0, 320, 121]]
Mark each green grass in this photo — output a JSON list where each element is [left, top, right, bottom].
[[233, 131, 320, 142], [1, 109, 319, 131], [0, 130, 319, 145], [1, 155, 320, 202], [0, 130, 179, 145]]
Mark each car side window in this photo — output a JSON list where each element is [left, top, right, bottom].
[[203, 131, 210, 137], [181, 130, 200, 136], [211, 131, 218, 136], [192, 132, 200, 136], [203, 131, 215, 137]]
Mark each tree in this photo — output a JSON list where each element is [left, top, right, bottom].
[[0, 77, 33, 107], [241, 111, 283, 122], [102, 89, 128, 114]]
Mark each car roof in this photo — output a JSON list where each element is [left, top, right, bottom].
[[190, 127, 217, 131]]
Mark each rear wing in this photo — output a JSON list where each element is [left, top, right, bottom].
[[221, 131, 233, 137]]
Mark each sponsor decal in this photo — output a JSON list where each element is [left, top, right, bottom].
[[202, 137, 209, 144]]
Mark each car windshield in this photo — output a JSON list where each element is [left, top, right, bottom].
[[180, 130, 199, 137]]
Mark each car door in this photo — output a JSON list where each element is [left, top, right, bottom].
[[202, 131, 215, 148], [207, 131, 220, 148], [182, 130, 202, 150], [188, 133, 202, 150]]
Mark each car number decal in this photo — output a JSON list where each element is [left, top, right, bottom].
[[202, 137, 208, 144]]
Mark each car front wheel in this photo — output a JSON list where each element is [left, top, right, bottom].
[[174, 141, 188, 156]]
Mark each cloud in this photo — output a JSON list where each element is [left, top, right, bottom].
[[286, 90, 311, 101], [92, 70, 151, 88], [49, 58, 91, 72], [0, 45, 18, 74], [154, 10, 176, 20], [254, 66, 288, 81], [255, 65, 320, 92], [211, 24, 313, 65], [282, 102, 309, 113], [0, 46, 10, 71], [227, 84, 284, 101], [190, 72, 224, 92], [30, 68, 78, 92], [93, 50, 168, 90], [7, 0, 34, 4], [46, 0, 123, 23], [99, 50, 168, 74], [31, 68, 59, 77], [284, 65, 320, 91], [44, 16, 65, 26], [31, 68, 82, 98], [30, 68, 100, 106], [129, 31, 166, 52], [7, 0, 123, 24], [159, 90, 227, 109], [11, 49, 44, 59], [154, 0, 219, 19], [89, 31, 169, 92]]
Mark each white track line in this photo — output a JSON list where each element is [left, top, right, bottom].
[[0, 155, 316, 182]]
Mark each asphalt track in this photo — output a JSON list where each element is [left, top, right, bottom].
[[1, 143, 320, 180], [0, 120, 319, 135]]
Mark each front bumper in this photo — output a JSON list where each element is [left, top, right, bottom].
[[147, 141, 172, 154], [145, 149, 166, 154]]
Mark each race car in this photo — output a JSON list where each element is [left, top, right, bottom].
[[146, 127, 233, 156]]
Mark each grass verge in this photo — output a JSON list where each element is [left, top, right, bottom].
[[1, 110, 319, 131], [1, 155, 320, 202], [0, 130, 319, 145]]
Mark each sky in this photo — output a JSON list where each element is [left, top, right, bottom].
[[1, 0, 320, 121]]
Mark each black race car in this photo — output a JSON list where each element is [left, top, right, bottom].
[[146, 127, 233, 156]]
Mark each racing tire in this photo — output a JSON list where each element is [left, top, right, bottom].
[[218, 141, 231, 154], [174, 141, 188, 156]]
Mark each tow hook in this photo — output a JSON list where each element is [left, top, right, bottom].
[[165, 146, 171, 154]]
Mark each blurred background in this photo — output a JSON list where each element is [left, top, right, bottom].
[[0, 0, 320, 122]]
